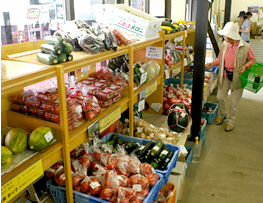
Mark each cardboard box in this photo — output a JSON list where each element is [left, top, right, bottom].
[[96, 4, 162, 39], [172, 161, 187, 179]]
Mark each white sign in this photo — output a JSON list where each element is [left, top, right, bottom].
[[150, 0, 165, 17], [165, 70, 169, 79], [185, 30, 187, 38], [140, 72, 148, 85], [190, 54, 194, 62], [146, 46, 163, 59], [138, 99, 145, 112]]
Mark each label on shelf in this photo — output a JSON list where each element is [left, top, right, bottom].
[[185, 30, 187, 38], [140, 72, 148, 85], [184, 58, 188, 66], [138, 99, 145, 112], [146, 81, 157, 98], [146, 46, 163, 59], [99, 106, 121, 133], [190, 54, 194, 62], [165, 70, 169, 79], [174, 35, 183, 42], [1, 159, 43, 203]]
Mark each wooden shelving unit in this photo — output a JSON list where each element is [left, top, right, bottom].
[[1, 28, 195, 203]]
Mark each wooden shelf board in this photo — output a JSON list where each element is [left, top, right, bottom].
[[164, 32, 184, 41], [132, 37, 163, 51], [133, 74, 163, 104], [167, 61, 182, 76], [68, 96, 129, 152], [187, 29, 195, 34]]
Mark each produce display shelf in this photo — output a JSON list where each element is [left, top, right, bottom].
[[132, 37, 163, 51], [1, 141, 62, 185], [165, 61, 182, 77], [164, 32, 184, 41], [68, 95, 129, 152], [187, 29, 195, 34], [133, 74, 163, 104]]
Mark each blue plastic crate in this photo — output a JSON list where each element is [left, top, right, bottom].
[[185, 146, 193, 174], [200, 118, 207, 147], [46, 173, 163, 203], [101, 133, 180, 186], [164, 78, 192, 89], [176, 73, 193, 79], [202, 102, 218, 124], [206, 66, 219, 80]]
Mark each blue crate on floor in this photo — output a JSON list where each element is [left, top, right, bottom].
[[47, 173, 163, 203], [101, 133, 180, 186], [185, 146, 193, 174], [201, 118, 207, 146], [164, 78, 192, 89], [202, 102, 218, 123]]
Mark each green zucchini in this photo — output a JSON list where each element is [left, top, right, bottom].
[[138, 141, 154, 158], [58, 53, 67, 63], [66, 54, 73, 61], [37, 52, 59, 65], [100, 134, 118, 146], [159, 162, 168, 170], [144, 149, 151, 160], [44, 36, 66, 46], [151, 158, 160, 169], [63, 43, 73, 54], [158, 144, 169, 162], [132, 145, 142, 155], [41, 44, 62, 55], [161, 21, 175, 29], [125, 142, 140, 153], [150, 139, 163, 157], [163, 150, 174, 165], [116, 137, 123, 145]]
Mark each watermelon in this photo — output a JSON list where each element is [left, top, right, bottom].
[[168, 107, 189, 133], [1, 129, 5, 145], [173, 102, 189, 115], [1, 146, 13, 169], [28, 126, 54, 151], [5, 128, 28, 154]]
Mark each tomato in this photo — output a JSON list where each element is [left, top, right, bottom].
[[78, 156, 91, 171], [32, 100, 40, 109], [37, 109, 45, 117], [140, 163, 152, 175], [90, 183, 102, 196], [163, 103, 170, 110], [166, 86, 174, 92], [139, 176, 149, 189], [93, 151, 101, 162], [51, 104, 60, 114], [44, 112, 52, 121], [83, 103, 92, 112], [128, 189, 137, 201], [74, 186, 81, 192], [146, 174, 157, 186], [29, 107, 37, 115], [109, 195, 117, 203], [12, 104, 21, 112], [105, 170, 115, 179], [70, 149, 77, 157], [160, 184, 174, 197], [80, 181, 90, 193], [120, 198, 130, 203], [91, 162, 100, 172], [168, 97, 178, 105], [77, 113, 84, 121], [101, 179, 112, 189], [51, 114, 60, 123], [138, 188, 149, 198], [100, 188, 113, 200], [129, 175, 139, 186], [93, 105, 102, 115], [72, 175, 81, 187], [22, 105, 29, 113], [90, 177, 100, 183], [80, 149, 90, 157], [53, 162, 63, 169], [42, 103, 52, 112], [54, 168, 65, 186], [163, 97, 168, 103], [201, 119, 205, 125], [128, 161, 141, 174], [131, 200, 140, 203], [45, 167, 56, 178], [85, 111, 96, 121], [108, 160, 117, 170]]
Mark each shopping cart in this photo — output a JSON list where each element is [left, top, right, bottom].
[[240, 61, 263, 93]]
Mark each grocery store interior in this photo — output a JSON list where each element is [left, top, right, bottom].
[[1, 0, 263, 203]]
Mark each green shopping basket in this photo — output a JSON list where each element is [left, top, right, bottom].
[[240, 61, 263, 93]]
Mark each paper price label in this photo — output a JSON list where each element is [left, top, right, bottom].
[[160, 150, 169, 156], [133, 184, 142, 192], [44, 131, 54, 142], [174, 35, 184, 42], [1, 160, 43, 203], [153, 146, 160, 151], [27, 9, 41, 19], [145, 81, 157, 98], [140, 72, 148, 85], [190, 54, 194, 62], [90, 181, 100, 189], [185, 30, 187, 38], [146, 46, 163, 59], [165, 70, 169, 79], [99, 107, 121, 133], [138, 99, 145, 112], [139, 67, 145, 73], [184, 58, 188, 66]]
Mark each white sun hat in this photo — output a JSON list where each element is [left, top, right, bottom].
[[217, 22, 241, 40]]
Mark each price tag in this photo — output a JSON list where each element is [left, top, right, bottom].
[[44, 131, 54, 142], [190, 54, 194, 62], [1, 160, 43, 203], [185, 30, 187, 38], [27, 9, 41, 19], [153, 146, 160, 151], [145, 81, 157, 98], [146, 46, 163, 59], [90, 181, 100, 189], [133, 184, 142, 192], [140, 72, 147, 85], [99, 107, 121, 133], [139, 67, 145, 73], [174, 35, 183, 42], [165, 70, 169, 79], [184, 58, 188, 66], [138, 99, 145, 112]]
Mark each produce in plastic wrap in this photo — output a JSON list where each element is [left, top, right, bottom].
[[78, 33, 106, 54]]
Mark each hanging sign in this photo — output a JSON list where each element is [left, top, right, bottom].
[[27, 9, 41, 19], [146, 46, 163, 59]]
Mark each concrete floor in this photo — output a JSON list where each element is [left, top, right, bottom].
[[178, 87, 263, 203]]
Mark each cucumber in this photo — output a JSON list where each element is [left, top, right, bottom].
[[58, 53, 67, 63], [100, 134, 118, 146], [63, 43, 73, 54], [44, 36, 66, 46], [161, 150, 174, 169], [159, 162, 168, 170], [116, 137, 123, 145], [144, 149, 151, 160], [150, 139, 163, 157], [66, 54, 73, 61], [132, 145, 142, 155], [151, 158, 160, 169], [125, 142, 140, 153], [37, 52, 59, 65], [161, 21, 175, 29], [138, 141, 154, 158], [158, 144, 169, 162], [41, 44, 62, 55]]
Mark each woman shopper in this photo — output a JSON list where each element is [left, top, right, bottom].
[[205, 22, 256, 132], [238, 11, 250, 43]]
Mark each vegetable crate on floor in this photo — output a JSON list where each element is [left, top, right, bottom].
[[101, 133, 180, 186], [47, 173, 163, 203], [185, 146, 193, 174], [202, 102, 218, 124], [240, 61, 263, 93], [201, 118, 207, 146], [164, 78, 192, 89]]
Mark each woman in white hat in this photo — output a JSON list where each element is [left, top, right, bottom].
[[238, 11, 250, 43], [205, 22, 256, 132]]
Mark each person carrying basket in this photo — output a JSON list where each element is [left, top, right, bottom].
[[205, 22, 256, 132]]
